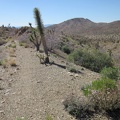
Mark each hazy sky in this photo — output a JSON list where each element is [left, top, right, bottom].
[[0, 0, 120, 26]]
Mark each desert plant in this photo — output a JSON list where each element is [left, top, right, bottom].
[[101, 67, 120, 81], [46, 115, 53, 120], [0, 38, 7, 46], [82, 78, 117, 96], [68, 49, 113, 72], [34, 8, 49, 63], [63, 95, 94, 119], [16, 117, 27, 120], [9, 43, 16, 48], [0, 60, 3, 65], [1, 59, 8, 68], [82, 78, 120, 111], [29, 26, 41, 51], [9, 58, 17, 67], [19, 41, 24, 46], [29, 8, 49, 63], [61, 45, 71, 54]]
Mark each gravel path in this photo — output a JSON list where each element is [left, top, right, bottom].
[[0, 41, 100, 120]]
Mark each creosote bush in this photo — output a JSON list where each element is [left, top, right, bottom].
[[68, 49, 113, 72]]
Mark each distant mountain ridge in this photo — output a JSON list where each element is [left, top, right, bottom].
[[47, 18, 120, 36]]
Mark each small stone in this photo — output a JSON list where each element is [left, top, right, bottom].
[[81, 68, 84, 70], [9, 79, 13, 82], [0, 110, 4, 113], [10, 73, 13, 76], [75, 74, 79, 77], [68, 72, 74, 76], [17, 67, 20, 70], [1, 100, 5, 104]]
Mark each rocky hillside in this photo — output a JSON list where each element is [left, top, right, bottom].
[[45, 18, 120, 66]]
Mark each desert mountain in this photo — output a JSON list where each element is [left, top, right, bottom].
[[46, 18, 120, 36]]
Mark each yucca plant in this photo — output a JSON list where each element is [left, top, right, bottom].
[[34, 8, 49, 63]]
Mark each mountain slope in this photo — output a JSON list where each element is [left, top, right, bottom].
[[46, 18, 120, 36]]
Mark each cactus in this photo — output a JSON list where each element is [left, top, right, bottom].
[[29, 26, 41, 51], [34, 8, 49, 63]]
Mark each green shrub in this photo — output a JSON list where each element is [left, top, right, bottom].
[[68, 49, 113, 72], [9, 44, 16, 48], [101, 67, 120, 81], [16, 117, 27, 120], [61, 45, 71, 54], [82, 78, 116, 96], [0, 60, 3, 65], [82, 78, 120, 111], [46, 115, 53, 120], [19, 42, 24, 46]]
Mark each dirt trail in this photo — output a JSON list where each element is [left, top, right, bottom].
[[0, 41, 99, 120]]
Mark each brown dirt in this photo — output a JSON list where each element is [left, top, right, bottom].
[[0, 40, 101, 120]]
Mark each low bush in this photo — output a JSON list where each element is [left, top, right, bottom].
[[0, 60, 3, 65], [68, 49, 113, 72], [82, 77, 120, 112], [101, 67, 120, 81], [64, 78, 120, 119], [9, 43, 16, 48], [63, 95, 94, 119], [61, 45, 71, 54], [46, 115, 53, 120], [0, 39, 6, 46], [82, 78, 117, 96], [9, 58, 17, 67]]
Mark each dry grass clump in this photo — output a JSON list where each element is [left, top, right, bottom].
[[8, 41, 16, 48], [9, 48, 16, 57], [0, 58, 17, 67], [8, 58, 17, 67], [19, 41, 29, 48], [0, 59, 9, 68]]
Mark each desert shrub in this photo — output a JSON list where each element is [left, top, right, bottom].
[[82, 78, 120, 111], [0, 60, 3, 65], [0, 38, 6, 46], [63, 95, 94, 119], [9, 43, 16, 48], [64, 79, 120, 119], [19, 41, 29, 48], [82, 78, 116, 96], [69, 67, 78, 73], [68, 49, 113, 72], [9, 58, 17, 67], [46, 115, 53, 120], [61, 45, 71, 54], [101, 67, 120, 81], [0, 59, 8, 68], [16, 117, 27, 120], [19, 41, 24, 46]]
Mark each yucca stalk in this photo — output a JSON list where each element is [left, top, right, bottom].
[[34, 8, 49, 63]]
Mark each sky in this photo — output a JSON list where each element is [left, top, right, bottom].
[[0, 0, 120, 27]]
